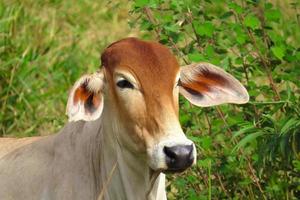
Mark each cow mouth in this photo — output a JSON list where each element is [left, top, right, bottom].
[[163, 162, 193, 174], [163, 168, 189, 173], [150, 162, 193, 174]]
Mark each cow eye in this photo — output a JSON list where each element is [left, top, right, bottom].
[[117, 79, 134, 89]]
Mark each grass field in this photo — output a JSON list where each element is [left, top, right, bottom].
[[0, 0, 137, 137]]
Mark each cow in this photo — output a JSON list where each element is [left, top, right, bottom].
[[0, 38, 249, 200]]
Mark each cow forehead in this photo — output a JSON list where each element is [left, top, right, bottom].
[[101, 38, 180, 89]]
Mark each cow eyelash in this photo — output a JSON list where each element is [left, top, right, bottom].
[[116, 79, 134, 89]]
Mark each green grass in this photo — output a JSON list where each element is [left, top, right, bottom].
[[0, 0, 136, 137]]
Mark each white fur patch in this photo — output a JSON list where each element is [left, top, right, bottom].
[[86, 72, 104, 93], [147, 135, 196, 171], [147, 116, 196, 171]]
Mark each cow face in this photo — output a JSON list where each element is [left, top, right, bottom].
[[66, 38, 249, 173]]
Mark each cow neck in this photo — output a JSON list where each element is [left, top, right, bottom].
[[92, 105, 159, 200]]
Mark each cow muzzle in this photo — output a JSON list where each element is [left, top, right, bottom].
[[148, 137, 196, 173], [163, 144, 194, 173]]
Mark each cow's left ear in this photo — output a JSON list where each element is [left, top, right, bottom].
[[179, 62, 249, 107], [66, 70, 104, 122]]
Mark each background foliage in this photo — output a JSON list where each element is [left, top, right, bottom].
[[1, 0, 300, 199], [131, 0, 300, 199], [0, 0, 135, 136]]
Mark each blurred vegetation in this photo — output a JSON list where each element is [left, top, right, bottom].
[[1, 0, 300, 199], [0, 0, 136, 136], [130, 0, 300, 199]]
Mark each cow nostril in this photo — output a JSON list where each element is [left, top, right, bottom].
[[163, 146, 178, 160], [163, 144, 194, 172]]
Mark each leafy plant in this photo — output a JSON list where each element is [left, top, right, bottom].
[[130, 0, 300, 199]]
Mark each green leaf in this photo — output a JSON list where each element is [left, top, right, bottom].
[[164, 24, 179, 33], [179, 113, 190, 126], [205, 45, 215, 57], [280, 118, 300, 135], [189, 135, 202, 144], [220, 11, 233, 19], [265, 2, 273, 9], [188, 189, 198, 200], [236, 33, 247, 45], [175, 177, 186, 188], [201, 136, 212, 150], [233, 131, 267, 152], [228, 2, 244, 14], [265, 9, 281, 21], [188, 52, 205, 62], [193, 21, 215, 37], [268, 31, 283, 45], [233, 123, 257, 138], [197, 158, 212, 168], [134, 0, 150, 8], [271, 46, 286, 60], [293, 160, 300, 172], [244, 15, 260, 30]]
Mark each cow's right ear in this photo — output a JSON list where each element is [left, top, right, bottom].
[[66, 70, 104, 122]]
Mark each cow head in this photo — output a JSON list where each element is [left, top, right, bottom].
[[66, 38, 249, 173]]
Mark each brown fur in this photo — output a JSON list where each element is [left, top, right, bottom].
[[74, 86, 90, 103], [180, 67, 230, 95], [101, 38, 180, 143]]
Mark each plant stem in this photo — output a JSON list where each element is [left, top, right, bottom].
[[208, 159, 211, 200], [245, 27, 281, 101], [232, 9, 281, 102], [216, 173, 230, 198]]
